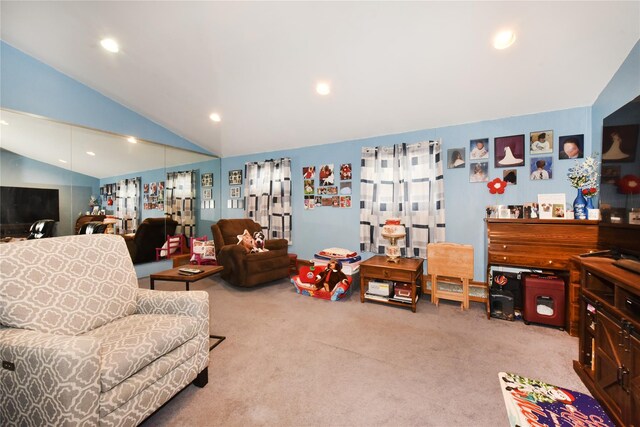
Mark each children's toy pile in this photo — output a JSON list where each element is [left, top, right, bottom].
[[312, 247, 361, 275], [291, 248, 359, 301]]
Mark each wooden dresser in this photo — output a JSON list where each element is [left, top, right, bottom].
[[573, 258, 640, 427], [486, 219, 599, 335]]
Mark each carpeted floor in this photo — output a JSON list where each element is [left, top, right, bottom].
[[139, 275, 589, 427]]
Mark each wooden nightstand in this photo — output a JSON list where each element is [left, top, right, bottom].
[[359, 255, 424, 312]]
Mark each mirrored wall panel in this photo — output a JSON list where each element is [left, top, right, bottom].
[[0, 109, 221, 256], [600, 96, 640, 225]]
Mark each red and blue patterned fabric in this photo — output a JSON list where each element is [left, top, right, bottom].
[[291, 265, 352, 301]]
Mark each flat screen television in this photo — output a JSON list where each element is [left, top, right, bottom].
[[0, 186, 60, 224]]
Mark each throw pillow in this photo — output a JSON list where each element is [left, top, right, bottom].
[[193, 239, 216, 260], [236, 229, 255, 253]]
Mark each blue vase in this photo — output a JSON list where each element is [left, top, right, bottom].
[[574, 188, 587, 220], [586, 197, 594, 210]]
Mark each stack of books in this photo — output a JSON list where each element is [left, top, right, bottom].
[[313, 248, 361, 275]]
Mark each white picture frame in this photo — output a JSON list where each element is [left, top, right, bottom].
[[537, 193, 567, 220]]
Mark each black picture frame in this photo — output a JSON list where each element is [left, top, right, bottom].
[[558, 134, 584, 160], [229, 170, 243, 185], [201, 173, 213, 187], [494, 134, 525, 168]]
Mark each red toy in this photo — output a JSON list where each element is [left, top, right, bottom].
[[291, 265, 352, 301]]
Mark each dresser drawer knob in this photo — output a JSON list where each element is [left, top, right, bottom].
[[503, 245, 507, 249], [383, 270, 389, 278], [503, 256, 507, 261], [548, 260, 553, 264]]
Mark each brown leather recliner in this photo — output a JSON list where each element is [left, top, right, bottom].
[[211, 219, 289, 287], [124, 217, 178, 264]]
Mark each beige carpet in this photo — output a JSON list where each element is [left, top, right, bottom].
[[139, 276, 588, 426]]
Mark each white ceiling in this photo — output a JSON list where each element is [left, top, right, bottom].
[[1, 1, 639, 158]]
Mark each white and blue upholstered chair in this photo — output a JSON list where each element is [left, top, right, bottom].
[[0, 234, 210, 426]]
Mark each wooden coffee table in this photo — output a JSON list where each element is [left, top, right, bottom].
[[149, 264, 225, 351], [150, 265, 224, 291]]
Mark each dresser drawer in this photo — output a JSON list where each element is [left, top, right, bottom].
[[488, 222, 599, 248], [488, 252, 568, 269], [361, 266, 414, 282]]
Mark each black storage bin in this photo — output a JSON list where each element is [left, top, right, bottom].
[[490, 289, 515, 321], [491, 271, 522, 309]]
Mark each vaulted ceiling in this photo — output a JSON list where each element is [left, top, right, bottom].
[[1, 1, 639, 158]]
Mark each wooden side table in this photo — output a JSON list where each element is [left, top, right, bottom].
[[359, 255, 424, 312]]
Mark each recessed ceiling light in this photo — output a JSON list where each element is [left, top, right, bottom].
[[100, 38, 120, 53], [86, 151, 96, 156], [493, 30, 516, 50], [209, 113, 221, 122], [0, 120, 8, 126], [58, 159, 67, 164], [127, 137, 137, 144], [316, 82, 331, 96]]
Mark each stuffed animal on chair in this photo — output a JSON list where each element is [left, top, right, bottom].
[[252, 231, 269, 253], [236, 229, 255, 253]]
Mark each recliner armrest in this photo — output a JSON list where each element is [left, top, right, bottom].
[[0, 327, 101, 425], [135, 289, 209, 320], [135, 290, 210, 372], [264, 238, 288, 251]]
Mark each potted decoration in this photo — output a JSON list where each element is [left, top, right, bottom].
[[567, 155, 599, 220]]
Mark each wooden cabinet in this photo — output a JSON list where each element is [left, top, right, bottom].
[[486, 219, 599, 335], [574, 258, 640, 427], [359, 256, 423, 313]]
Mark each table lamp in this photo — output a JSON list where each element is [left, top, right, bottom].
[[381, 218, 406, 263]]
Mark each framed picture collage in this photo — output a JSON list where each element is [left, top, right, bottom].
[[448, 131, 585, 185], [302, 163, 352, 210]]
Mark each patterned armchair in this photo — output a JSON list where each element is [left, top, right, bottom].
[[0, 234, 209, 426]]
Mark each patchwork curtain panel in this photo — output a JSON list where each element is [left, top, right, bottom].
[[360, 141, 445, 258], [116, 177, 140, 232], [244, 158, 292, 243], [165, 171, 196, 238]]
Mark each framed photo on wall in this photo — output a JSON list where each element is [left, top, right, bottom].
[[558, 134, 584, 160], [495, 134, 525, 168], [530, 156, 553, 180], [469, 138, 489, 160], [503, 169, 517, 185], [530, 130, 553, 155], [469, 161, 489, 182], [201, 173, 213, 187], [230, 186, 241, 199], [229, 170, 243, 185], [202, 188, 212, 200], [447, 148, 466, 169]]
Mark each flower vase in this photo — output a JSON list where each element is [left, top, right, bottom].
[[585, 197, 600, 220], [573, 188, 587, 220], [586, 197, 594, 210]]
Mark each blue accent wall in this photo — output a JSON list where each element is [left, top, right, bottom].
[[221, 107, 591, 279], [2, 37, 638, 281]]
